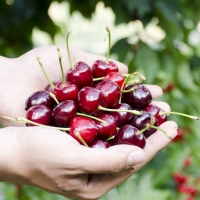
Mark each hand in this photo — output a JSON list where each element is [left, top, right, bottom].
[[0, 46, 178, 200]]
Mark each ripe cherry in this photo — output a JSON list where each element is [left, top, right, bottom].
[[77, 86, 107, 116], [95, 80, 121, 108], [52, 100, 77, 127], [25, 91, 54, 110], [122, 84, 152, 109], [26, 105, 52, 126], [69, 116, 98, 145], [103, 72, 125, 88], [113, 124, 146, 149], [129, 111, 158, 138], [89, 139, 110, 149], [95, 113, 117, 140], [109, 103, 133, 127]]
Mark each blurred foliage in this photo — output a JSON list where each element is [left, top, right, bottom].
[[1, 0, 200, 199]]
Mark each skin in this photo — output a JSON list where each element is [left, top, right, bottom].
[[0, 46, 178, 200]]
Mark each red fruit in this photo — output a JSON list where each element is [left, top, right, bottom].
[[184, 157, 192, 168], [172, 128, 184, 142], [163, 83, 175, 93], [52, 100, 77, 127], [26, 105, 52, 126], [173, 172, 188, 185], [77, 86, 107, 116], [53, 81, 79, 102], [67, 62, 93, 89], [103, 72, 124, 88], [113, 124, 146, 149], [89, 139, 110, 149], [178, 185, 196, 196], [92, 60, 118, 78], [70, 116, 98, 144], [95, 113, 117, 140], [95, 80, 121, 108]]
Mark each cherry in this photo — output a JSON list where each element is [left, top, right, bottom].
[[95, 80, 121, 108], [122, 84, 152, 109], [103, 72, 125, 88], [69, 116, 98, 145], [66, 32, 93, 89], [95, 113, 117, 140], [113, 124, 146, 149], [92, 27, 118, 78], [25, 90, 54, 110], [109, 103, 133, 127], [53, 81, 79, 102], [129, 111, 158, 138], [26, 105, 52, 126], [45, 82, 58, 92], [77, 86, 107, 116], [89, 139, 110, 149], [144, 104, 167, 125], [52, 100, 77, 127]]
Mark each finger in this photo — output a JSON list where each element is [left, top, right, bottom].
[[150, 101, 171, 112], [145, 84, 163, 99], [77, 144, 145, 174]]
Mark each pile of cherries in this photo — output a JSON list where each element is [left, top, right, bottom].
[[20, 29, 199, 149]]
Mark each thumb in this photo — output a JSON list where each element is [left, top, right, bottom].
[[78, 145, 145, 174]]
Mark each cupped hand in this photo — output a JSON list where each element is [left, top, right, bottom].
[[0, 46, 127, 127]]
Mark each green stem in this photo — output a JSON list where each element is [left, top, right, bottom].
[[49, 92, 59, 105], [57, 48, 66, 86], [160, 112, 199, 120], [150, 125, 171, 139], [74, 131, 89, 147], [106, 27, 111, 63], [36, 57, 55, 90], [76, 113, 107, 124], [66, 32, 74, 69]]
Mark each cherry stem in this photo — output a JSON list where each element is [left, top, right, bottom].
[[66, 32, 74, 69], [74, 131, 89, 147], [106, 135, 115, 142], [93, 77, 104, 81], [123, 72, 146, 84], [121, 86, 138, 93], [0, 116, 70, 131], [57, 48, 66, 86], [49, 92, 59, 105], [151, 125, 172, 139], [106, 27, 111, 63], [160, 112, 199, 120], [76, 112, 107, 124], [98, 105, 142, 115], [36, 57, 55, 90]]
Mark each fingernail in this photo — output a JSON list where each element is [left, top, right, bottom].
[[127, 151, 144, 168]]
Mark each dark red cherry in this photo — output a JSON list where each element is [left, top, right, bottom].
[[122, 84, 152, 109], [103, 72, 125, 88], [92, 60, 118, 78], [52, 100, 77, 127], [26, 105, 52, 126], [95, 113, 117, 140], [53, 81, 79, 102], [95, 80, 121, 108], [109, 103, 133, 127], [144, 104, 167, 125], [77, 86, 107, 116], [70, 116, 98, 144], [129, 111, 158, 138], [89, 139, 110, 149], [66, 62, 93, 89], [25, 90, 54, 110], [113, 124, 146, 149]]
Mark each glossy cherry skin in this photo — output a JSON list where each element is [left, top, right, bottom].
[[52, 100, 77, 127], [26, 105, 52, 126], [25, 90, 54, 110], [122, 84, 152, 109], [144, 104, 167, 125], [66, 62, 93, 89], [113, 124, 146, 149], [129, 111, 158, 138], [95, 113, 117, 140], [103, 72, 125, 88], [89, 139, 110, 149], [92, 60, 118, 78], [109, 103, 133, 127], [53, 81, 79, 102], [95, 80, 121, 108], [78, 86, 107, 116], [70, 116, 98, 144]]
